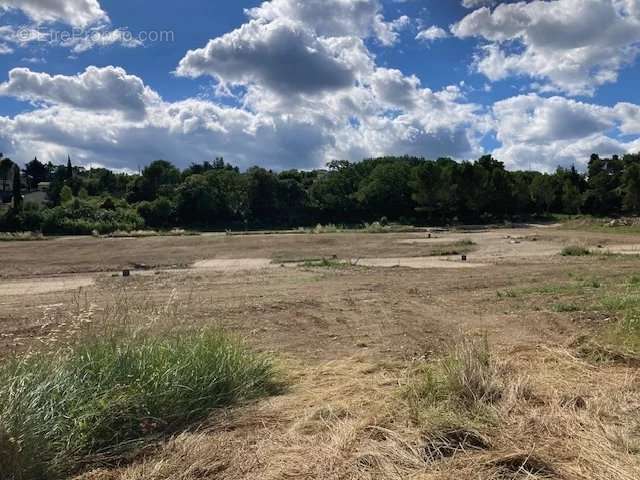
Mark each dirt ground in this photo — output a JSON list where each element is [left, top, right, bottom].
[[2, 224, 640, 479]]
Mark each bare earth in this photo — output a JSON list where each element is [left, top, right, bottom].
[[2, 224, 640, 479]]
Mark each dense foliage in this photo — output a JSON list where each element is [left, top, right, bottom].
[[1, 152, 640, 233]]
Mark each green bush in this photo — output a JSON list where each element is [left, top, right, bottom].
[[40, 200, 144, 235], [561, 245, 591, 256], [0, 329, 279, 480]]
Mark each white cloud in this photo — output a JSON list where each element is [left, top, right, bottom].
[[615, 102, 640, 135], [416, 26, 449, 43], [0, 0, 108, 28], [452, 0, 640, 96], [462, 0, 497, 8], [0, 61, 488, 170], [176, 19, 361, 96], [172, 0, 489, 166], [492, 94, 639, 170], [3, 1, 637, 173], [60, 27, 144, 53], [246, 0, 409, 46], [0, 66, 161, 119]]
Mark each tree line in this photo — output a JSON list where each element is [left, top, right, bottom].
[[1, 152, 640, 234]]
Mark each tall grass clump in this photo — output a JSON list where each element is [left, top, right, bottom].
[[407, 337, 503, 427], [561, 245, 591, 256], [0, 329, 279, 480]]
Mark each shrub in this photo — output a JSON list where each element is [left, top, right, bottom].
[[40, 200, 145, 235], [0, 329, 279, 480], [561, 245, 591, 256]]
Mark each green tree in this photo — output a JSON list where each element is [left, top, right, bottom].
[[60, 185, 73, 204], [309, 163, 361, 224], [12, 165, 22, 209], [245, 167, 281, 225], [138, 197, 175, 228], [24, 157, 49, 190], [530, 174, 556, 214], [128, 160, 181, 202], [356, 161, 413, 220], [584, 154, 622, 214], [0, 155, 14, 192], [66, 155, 73, 180], [622, 162, 640, 214], [561, 180, 583, 214], [175, 174, 224, 225]]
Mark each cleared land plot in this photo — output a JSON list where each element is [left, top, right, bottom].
[[1, 224, 640, 479]]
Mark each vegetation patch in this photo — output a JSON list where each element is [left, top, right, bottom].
[[0, 231, 47, 241], [552, 302, 580, 313], [406, 337, 502, 429], [576, 278, 640, 362], [428, 240, 477, 257], [561, 245, 591, 256], [301, 257, 351, 268], [0, 329, 279, 480]]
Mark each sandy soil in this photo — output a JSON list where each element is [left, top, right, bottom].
[[596, 244, 640, 255], [355, 256, 488, 268], [193, 258, 274, 271], [0, 276, 95, 296]]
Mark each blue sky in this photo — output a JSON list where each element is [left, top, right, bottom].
[[0, 0, 639, 172]]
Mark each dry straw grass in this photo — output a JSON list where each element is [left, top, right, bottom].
[[74, 337, 640, 480]]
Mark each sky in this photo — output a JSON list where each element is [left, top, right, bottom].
[[0, 0, 639, 173]]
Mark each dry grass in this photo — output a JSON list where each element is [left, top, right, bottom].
[[2, 226, 640, 479], [72, 341, 640, 480]]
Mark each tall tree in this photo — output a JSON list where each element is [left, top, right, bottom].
[[24, 157, 49, 190], [622, 162, 640, 214], [530, 174, 556, 214], [12, 165, 22, 209], [0, 155, 14, 192], [66, 155, 73, 180]]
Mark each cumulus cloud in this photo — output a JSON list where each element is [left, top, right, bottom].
[[453, 0, 640, 96], [176, 0, 410, 96], [246, 0, 409, 46], [416, 26, 449, 43], [0, 66, 161, 119], [3, 1, 637, 173], [176, 19, 360, 96], [492, 94, 638, 170], [0, 0, 108, 28], [462, 0, 497, 8], [615, 102, 640, 135], [171, 0, 490, 166], [0, 102, 325, 171], [0, 61, 488, 170]]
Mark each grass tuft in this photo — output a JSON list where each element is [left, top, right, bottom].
[[0, 329, 279, 480], [561, 245, 591, 256], [407, 336, 502, 427]]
